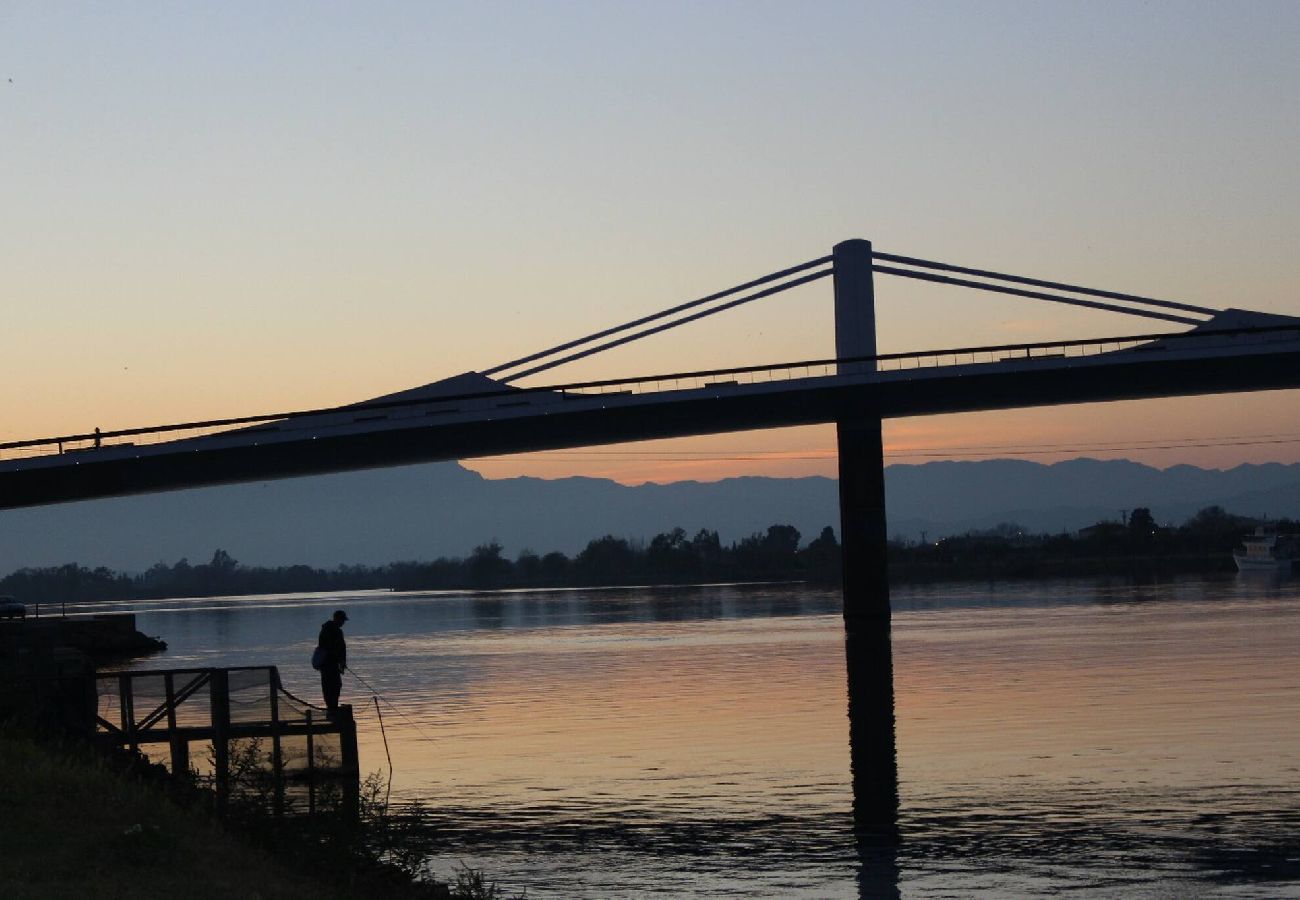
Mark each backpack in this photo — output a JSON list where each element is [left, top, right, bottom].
[[311, 645, 326, 671]]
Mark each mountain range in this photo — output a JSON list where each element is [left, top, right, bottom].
[[3, 458, 1300, 573]]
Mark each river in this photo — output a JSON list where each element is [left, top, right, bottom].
[[92, 575, 1300, 897]]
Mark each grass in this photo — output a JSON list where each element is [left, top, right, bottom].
[[0, 729, 518, 899], [0, 728, 339, 900]]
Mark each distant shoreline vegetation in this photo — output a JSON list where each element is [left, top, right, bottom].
[[0, 506, 1280, 605]]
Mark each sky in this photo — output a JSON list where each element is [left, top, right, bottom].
[[3, 1, 1299, 484]]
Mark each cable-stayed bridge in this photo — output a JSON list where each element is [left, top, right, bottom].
[[3, 239, 1298, 512], [8, 237, 1299, 832]]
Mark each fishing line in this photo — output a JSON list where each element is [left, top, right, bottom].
[[372, 695, 393, 813], [346, 665, 443, 744]]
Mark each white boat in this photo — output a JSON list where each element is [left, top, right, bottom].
[[1233, 526, 1299, 572]]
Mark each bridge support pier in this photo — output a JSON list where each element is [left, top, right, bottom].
[[833, 240, 899, 837]]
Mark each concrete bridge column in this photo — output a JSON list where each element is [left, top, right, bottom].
[[833, 239, 899, 837]]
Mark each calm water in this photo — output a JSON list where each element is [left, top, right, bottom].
[[91, 576, 1300, 897]]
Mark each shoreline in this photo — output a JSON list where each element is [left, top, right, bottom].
[[0, 551, 1251, 609], [0, 727, 519, 899]]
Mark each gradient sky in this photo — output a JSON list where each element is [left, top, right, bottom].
[[3, 2, 1298, 484]]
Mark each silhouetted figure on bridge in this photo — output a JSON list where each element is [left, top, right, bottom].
[[316, 609, 348, 713]]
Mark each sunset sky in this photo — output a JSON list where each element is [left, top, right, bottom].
[[4, 2, 1298, 484]]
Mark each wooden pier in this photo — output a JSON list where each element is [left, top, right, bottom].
[[94, 665, 358, 813]]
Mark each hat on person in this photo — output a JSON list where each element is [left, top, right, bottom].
[[333, 609, 348, 622]]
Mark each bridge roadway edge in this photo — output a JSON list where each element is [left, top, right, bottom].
[[3, 348, 1300, 511]]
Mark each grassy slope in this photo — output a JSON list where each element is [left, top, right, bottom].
[[0, 731, 345, 900]]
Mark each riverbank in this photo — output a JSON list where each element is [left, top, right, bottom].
[[888, 551, 1237, 583], [0, 728, 515, 899], [2, 506, 1269, 602], [0, 544, 1251, 606], [0, 729, 338, 899], [0, 615, 165, 663]]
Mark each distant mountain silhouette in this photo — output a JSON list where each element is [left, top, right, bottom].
[[3, 458, 1300, 572], [885, 458, 1300, 536]]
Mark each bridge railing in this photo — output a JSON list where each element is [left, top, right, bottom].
[[4, 324, 1299, 465]]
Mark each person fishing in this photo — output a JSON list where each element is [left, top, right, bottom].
[[315, 609, 348, 713]]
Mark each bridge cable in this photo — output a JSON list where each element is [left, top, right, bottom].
[[488, 250, 1212, 382], [483, 256, 832, 381], [872, 265, 1203, 325], [497, 267, 833, 382], [873, 252, 1217, 317]]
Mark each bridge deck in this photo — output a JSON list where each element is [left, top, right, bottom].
[[4, 325, 1300, 510]]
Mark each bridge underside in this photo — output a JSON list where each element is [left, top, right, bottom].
[[4, 347, 1300, 511]]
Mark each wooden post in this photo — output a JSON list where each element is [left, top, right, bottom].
[[832, 238, 899, 836], [337, 704, 359, 776], [164, 673, 189, 776], [118, 673, 136, 753], [305, 708, 316, 816], [337, 704, 360, 821], [210, 669, 230, 809], [269, 668, 285, 816]]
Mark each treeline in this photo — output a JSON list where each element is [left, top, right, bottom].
[[892, 505, 1279, 580], [0, 505, 1282, 605], [0, 525, 843, 605]]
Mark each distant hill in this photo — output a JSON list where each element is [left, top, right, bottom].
[[3, 458, 1300, 573], [885, 458, 1300, 537]]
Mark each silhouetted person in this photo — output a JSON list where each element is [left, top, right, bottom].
[[317, 609, 348, 713]]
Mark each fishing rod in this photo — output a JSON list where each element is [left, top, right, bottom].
[[372, 696, 393, 813], [346, 664, 444, 744]]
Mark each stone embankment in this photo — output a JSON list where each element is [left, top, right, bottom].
[[0, 614, 165, 733], [1, 614, 166, 662]]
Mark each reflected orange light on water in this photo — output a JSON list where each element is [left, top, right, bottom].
[[893, 600, 1300, 789], [354, 589, 1300, 818], [355, 618, 852, 806]]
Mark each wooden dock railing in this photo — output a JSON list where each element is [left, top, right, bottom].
[[95, 665, 358, 813]]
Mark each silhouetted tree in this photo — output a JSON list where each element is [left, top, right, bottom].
[[648, 527, 698, 580], [803, 525, 841, 580], [468, 542, 510, 587], [576, 535, 636, 583], [1128, 507, 1157, 543], [209, 549, 238, 572], [516, 549, 541, 582], [762, 524, 801, 559], [691, 528, 723, 578], [540, 551, 570, 583], [733, 524, 801, 577]]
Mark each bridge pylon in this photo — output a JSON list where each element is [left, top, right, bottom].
[[833, 238, 900, 836]]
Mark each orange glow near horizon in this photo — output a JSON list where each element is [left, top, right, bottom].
[[4, 6, 1298, 493], [461, 389, 1300, 485]]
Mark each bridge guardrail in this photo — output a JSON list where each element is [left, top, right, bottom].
[[3, 325, 1299, 465]]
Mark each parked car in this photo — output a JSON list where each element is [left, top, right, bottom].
[[0, 596, 26, 619]]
